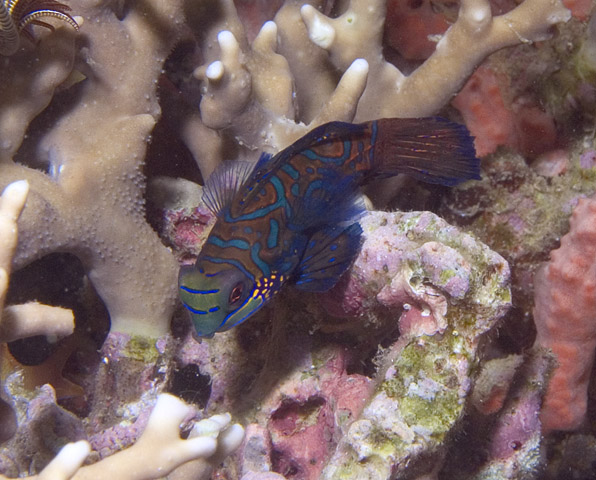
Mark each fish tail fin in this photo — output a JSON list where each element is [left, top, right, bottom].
[[372, 117, 480, 186]]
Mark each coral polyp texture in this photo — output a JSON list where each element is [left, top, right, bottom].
[[2, 0, 594, 478]]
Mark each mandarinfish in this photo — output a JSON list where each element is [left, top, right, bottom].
[[179, 117, 480, 337]]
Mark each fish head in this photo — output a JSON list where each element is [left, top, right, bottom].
[[178, 263, 264, 338]]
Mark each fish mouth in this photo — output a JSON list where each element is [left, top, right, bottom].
[[189, 318, 217, 339], [185, 293, 266, 338], [191, 329, 214, 340], [220, 295, 265, 331]]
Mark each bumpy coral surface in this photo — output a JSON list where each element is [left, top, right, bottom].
[[171, 206, 510, 480]]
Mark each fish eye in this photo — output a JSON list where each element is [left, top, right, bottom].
[[229, 282, 245, 306]]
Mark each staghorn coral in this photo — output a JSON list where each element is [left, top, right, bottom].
[[299, 0, 570, 121], [0, 0, 181, 338], [0, 180, 74, 344], [0, 180, 74, 458], [0, 182, 243, 479], [0, 0, 570, 336]]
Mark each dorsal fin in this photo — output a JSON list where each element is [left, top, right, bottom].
[[202, 160, 256, 215], [232, 152, 278, 207], [277, 121, 367, 165]]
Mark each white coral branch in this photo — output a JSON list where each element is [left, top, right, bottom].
[[72, 394, 243, 480], [0, 180, 28, 279], [0, 394, 244, 480], [194, 22, 369, 171], [301, 0, 571, 119], [0, 181, 74, 342], [0, 302, 74, 343], [37, 441, 91, 480]]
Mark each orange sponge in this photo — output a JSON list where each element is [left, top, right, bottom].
[[533, 196, 596, 432]]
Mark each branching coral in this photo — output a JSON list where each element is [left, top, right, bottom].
[[300, 0, 570, 120], [183, 0, 571, 180], [0, 393, 244, 480], [0, 0, 182, 337], [0, 181, 245, 479], [190, 11, 369, 178], [0, 181, 73, 343], [0, 0, 571, 337]]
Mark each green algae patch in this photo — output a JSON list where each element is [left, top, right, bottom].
[[381, 332, 466, 441], [123, 335, 161, 363], [439, 268, 457, 285], [319, 210, 511, 479], [399, 390, 460, 440]]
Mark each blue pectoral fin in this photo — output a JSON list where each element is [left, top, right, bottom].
[[293, 223, 363, 292]]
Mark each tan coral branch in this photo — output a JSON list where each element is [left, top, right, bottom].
[[3, 0, 184, 338], [0, 180, 28, 278], [0, 302, 74, 343], [301, 0, 571, 119], [0, 180, 74, 343]]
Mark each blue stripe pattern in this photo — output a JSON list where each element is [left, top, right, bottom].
[[267, 219, 279, 248], [179, 117, 480, 336], [208, 236, 250, 250], [179, 286, 219, 294]]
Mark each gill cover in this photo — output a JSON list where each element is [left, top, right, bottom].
[[178, 263, 264, 338]]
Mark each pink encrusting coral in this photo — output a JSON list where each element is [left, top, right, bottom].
[[533, 194, 596, 432], [171, 208, 511, 479], [452, 65, 558, 158]]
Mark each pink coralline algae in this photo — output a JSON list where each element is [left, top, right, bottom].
[[0, 383, 85, 476], [172, 208, 511, 480], [267, 349, 373, 479], [321, 211, 496, 329], [579, 149, 596, 169], [533, 195, 596, 432], [441, 350, 555, 479]]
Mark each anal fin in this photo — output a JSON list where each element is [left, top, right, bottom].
[[293, 223, 363, 292]]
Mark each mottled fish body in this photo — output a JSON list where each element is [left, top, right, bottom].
[[179, 118, 480, 337]]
